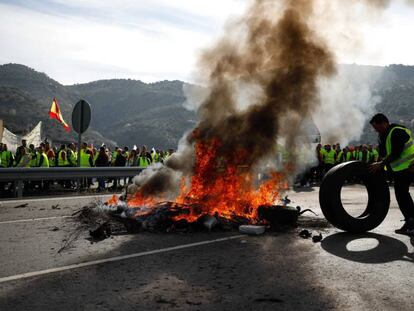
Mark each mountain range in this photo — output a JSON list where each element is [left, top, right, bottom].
[[0, 63, 196, 149], [1, 63, 414, 148]]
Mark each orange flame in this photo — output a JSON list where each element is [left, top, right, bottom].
[[174, 137, 288, 222], [105, 194, 118, 206], [124, 136, 288, 223]]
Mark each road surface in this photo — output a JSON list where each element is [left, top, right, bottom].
[[0, 186, 413, 310]]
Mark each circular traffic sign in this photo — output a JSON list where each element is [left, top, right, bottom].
[[72, 99, 91, 134]]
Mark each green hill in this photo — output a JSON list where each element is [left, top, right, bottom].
[[1, 63, 414, 149], [68, 79, 196, 148], [0, 64, 195, 148]]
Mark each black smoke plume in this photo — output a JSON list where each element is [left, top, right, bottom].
[[133, 0, 337, 197]]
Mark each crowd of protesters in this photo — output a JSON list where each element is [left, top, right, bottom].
[[0, 139, 175, 194], [0, 138, 382, 194], [297, 143, 380, 187]]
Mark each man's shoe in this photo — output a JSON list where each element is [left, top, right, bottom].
[[395, 219, 414, 235], [395, 225, 408, 235]]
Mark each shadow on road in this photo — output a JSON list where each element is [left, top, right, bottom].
[[321, 232, 414, 264], [0, 233, 338, 310]]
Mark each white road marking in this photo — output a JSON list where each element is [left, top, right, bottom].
[[0, 215, 74, 225], [0, 235, 245, 284]]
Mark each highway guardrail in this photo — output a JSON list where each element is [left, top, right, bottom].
[[0, 167, 144, 198]]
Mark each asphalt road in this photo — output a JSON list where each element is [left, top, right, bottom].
[[0, 186, 413, 311]]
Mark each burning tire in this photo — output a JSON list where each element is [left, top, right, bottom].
[[319, 161, 390, 233]]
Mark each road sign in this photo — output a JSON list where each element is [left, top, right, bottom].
[[72, 100, 91, 134], [72, 99, 91, 168]]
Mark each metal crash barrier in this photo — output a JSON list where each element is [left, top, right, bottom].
[[0, 167, 144, 198]]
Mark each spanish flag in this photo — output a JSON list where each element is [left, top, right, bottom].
[[49, 97, 70, 132]]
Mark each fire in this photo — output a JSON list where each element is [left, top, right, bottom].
[[106, 194, 118, 206], [174, 137, 288, 222], [127, 191, 157, 208], [116, 135, 288, 223]]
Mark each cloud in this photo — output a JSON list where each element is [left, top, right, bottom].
[[0, 0, 246, 84], [0, 0, 413, 84]]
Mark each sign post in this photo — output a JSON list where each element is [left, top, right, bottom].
[[71, 100, 92, 167]]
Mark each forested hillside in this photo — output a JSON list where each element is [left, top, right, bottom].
[[1, 63, 414, 148]]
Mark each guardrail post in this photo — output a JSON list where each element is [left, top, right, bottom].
[[76, 179, 81, 193], [16, 181, 23, 198], [13, 181, 18, 198]]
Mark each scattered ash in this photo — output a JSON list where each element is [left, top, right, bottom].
[[296, 216, 332, 230], [74, 201, 250, 238], [60, 200, 326, 247]]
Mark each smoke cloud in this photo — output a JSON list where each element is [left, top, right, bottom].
[[314, 65, 383, 145], [132, 0, 335, 197], [309, 0, 413, 145], [134, 0, 410, 197]]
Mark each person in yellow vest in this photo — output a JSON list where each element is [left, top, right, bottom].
[[351, 145, 358, 161], [57, 145, 70, 167], [336, 147, 344, 164], [67, 143, 77, 167], [28, 144, 38, 167], [369, 113, 414, 236], [14, 139, 28, 166], [355, 147, 361, 162], [127, 149, 138, 167], [80, 146, 93, 167], [347, 146, 354, 161], [138, 145, 152, 167], [359, 144, 371, 163], [80, 146, 94, 188], [321, 144, 336, 174], [344, 147, 352, 162], [124, 146, 130, 160], [37, 145, 49, 167], [45, 142, 55, 167], [37, 145, 50, 190], [56, 144, 72, 188], [0, 144, 14, 168], [111, 147, 119, 165], [138, 151, 151, 168], [151, 148, 157, 162], [370, 144, 379, 162], [15, 146, 31, 167]]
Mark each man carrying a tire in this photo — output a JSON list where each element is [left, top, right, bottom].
[[369, 113, 414, 236]]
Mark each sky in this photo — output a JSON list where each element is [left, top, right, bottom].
[[0, 0, 413, 85]]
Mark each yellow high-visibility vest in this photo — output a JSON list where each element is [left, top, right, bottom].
[[139, 156, 150, 167], [386, 126, 414, 172], [58, 150, 69, 166], [80, 150, 91, 167]]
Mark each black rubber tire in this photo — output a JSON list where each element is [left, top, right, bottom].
[[319, 161, 390, 233]]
